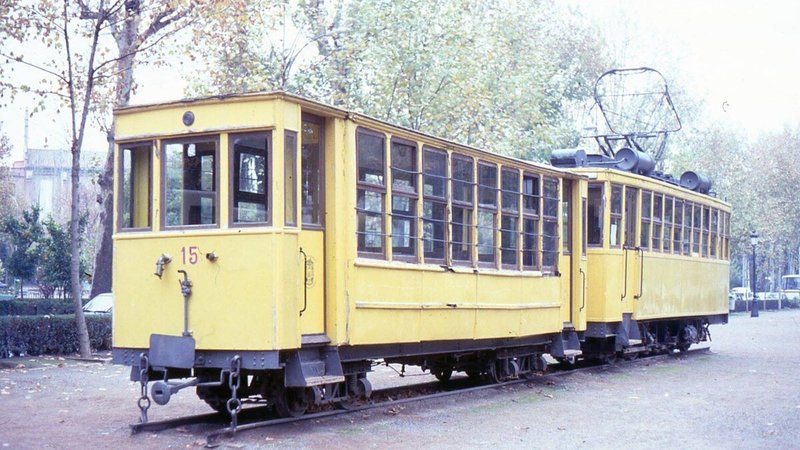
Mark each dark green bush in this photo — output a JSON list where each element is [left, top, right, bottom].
[[0, 298, 80, 316], [0, 314, 112, 357]]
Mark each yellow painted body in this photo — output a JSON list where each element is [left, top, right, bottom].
[[113, 93, 584, 354]]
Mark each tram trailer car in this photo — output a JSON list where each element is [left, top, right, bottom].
[[111, 92, 729, 420], [559, 163, 731, 361]]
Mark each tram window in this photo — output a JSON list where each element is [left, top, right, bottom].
[[702, 206, 710, 257], [673, 199, 684, 254], [652, 193, 663, 252], [610, 184, 622, 248], [423, 148, 447, 261], [502, 169, 521, 266], [452, 156, 473, 204], [640, 191, 651, 251], [664, 197, 674, 253], [357, 129, 384, 185], [302, 117, 324, 226], [683, 202, 692, 254], [562, 182, 572, 254], [423, 148, 446, 198], [587, 184, 603, 246], [624, 187, 638, 248], [501, 214, 519, 267], [119, 143, 151, 230], [478, 163, 498, 207], [357, 129, 386, 257], [451, 155, 474, 264], [451, 206, 472, 263], [542, 177, 559, 272], [284, 131, 297, 227], [692, 204, 701, 255], [477, 163, 498, 265], [502, 169, 520, 213], [357, 190, 384, 255], [522, 172, 539, 270], [391, 140, 417, 193], [522, 217, 538, 269], [164, 138, 218, 227], [710, 209, 719, 258], [722, 211, 731, 260], [231, 133, 270, 224], [391, 140, 417, 259], [522, 174, 540, 216]]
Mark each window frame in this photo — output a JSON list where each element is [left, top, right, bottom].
[[284, 130, 298, 227], [301, 113, 325, 228], [422, 146, 448, 264], [587, 182, 604, 247], [609, 183, 623, 248], [541, 177, 560, 274], [390, 137, 418, 261], [477, 161, 498, 267], [450, 154, 475, 265], [521, 172, 540, 271], [117, 141, 153, 232], [501, 167, 521, 268], [229, 131, 272, 227], [640, 190, 652, 251], [161, 134, 221, 230], [356, 127, 387, 258]]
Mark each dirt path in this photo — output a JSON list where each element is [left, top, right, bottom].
[[1, 309, 798, 449]]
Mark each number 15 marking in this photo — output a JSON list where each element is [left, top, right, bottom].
[[181, 246, 199, 265]]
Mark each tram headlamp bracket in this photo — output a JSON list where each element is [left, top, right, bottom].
[[154, 253, 172, 279]]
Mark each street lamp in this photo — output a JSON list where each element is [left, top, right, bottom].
[[750, 231, 759, 318]]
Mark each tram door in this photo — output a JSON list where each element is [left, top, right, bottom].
[[298, 114, 326, 336], [623, 187, 640, 309]]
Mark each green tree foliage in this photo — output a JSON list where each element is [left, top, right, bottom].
[[39, 217, 86, 300], [191, 0, 609, 160], [2, 207, 44, 299]]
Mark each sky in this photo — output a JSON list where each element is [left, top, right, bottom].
[[2, 0, 800, 161]]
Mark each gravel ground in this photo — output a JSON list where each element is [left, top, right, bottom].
[[0, 309, 798, 449]]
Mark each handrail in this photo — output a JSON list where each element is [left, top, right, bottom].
[[299, 248, 309, 316], [635, 247, 644, 300], [579, 268, 587, 311], [621, 246, 630, 301]]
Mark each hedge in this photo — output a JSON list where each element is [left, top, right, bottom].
[[0, 314, 112, 357], [0, 298, 81, 316]]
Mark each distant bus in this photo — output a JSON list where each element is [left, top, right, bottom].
[[781, 275, 800, 302]]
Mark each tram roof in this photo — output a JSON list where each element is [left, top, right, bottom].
[[115, 90, 583, 179]]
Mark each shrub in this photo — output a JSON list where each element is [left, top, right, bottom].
[[0, 298, 80, 316], [0, 314, 112, 357]]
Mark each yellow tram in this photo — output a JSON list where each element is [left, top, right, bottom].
[[110, 91, 729, 421]]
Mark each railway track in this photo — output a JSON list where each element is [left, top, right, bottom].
[[129, 347, 710, 447]]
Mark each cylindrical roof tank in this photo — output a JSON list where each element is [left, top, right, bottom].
[[615, 147, 655, 175], [680, 171, 712, 194], [549, 149, 587, 168]]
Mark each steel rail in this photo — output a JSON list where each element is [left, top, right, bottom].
[[204, 347, 710, 447]]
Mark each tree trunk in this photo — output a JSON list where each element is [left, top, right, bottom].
[[89, 133, 115, 297], [71, 146, 91, 358]]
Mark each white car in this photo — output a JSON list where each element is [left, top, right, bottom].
[[83, 293, 113, 314]]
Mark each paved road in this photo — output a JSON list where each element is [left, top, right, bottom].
[[0, 309, 798, 449]]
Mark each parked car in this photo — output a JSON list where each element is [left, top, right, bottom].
[[83, 293, 113, 314]]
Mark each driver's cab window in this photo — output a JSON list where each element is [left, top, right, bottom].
[[163, 138, 218, 227]]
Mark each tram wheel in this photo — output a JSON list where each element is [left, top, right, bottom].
[[274, 387, 309, 418]]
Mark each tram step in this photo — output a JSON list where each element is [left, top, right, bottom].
[[628, 339, 643, 345], [563, 349, 582, 357]]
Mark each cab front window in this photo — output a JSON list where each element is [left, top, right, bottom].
[[163, 138, 219, 227]]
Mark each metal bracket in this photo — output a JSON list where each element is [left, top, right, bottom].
[[177, 270, 192, 336]]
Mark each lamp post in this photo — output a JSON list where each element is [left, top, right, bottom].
[[750, 231, 759, 318]]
